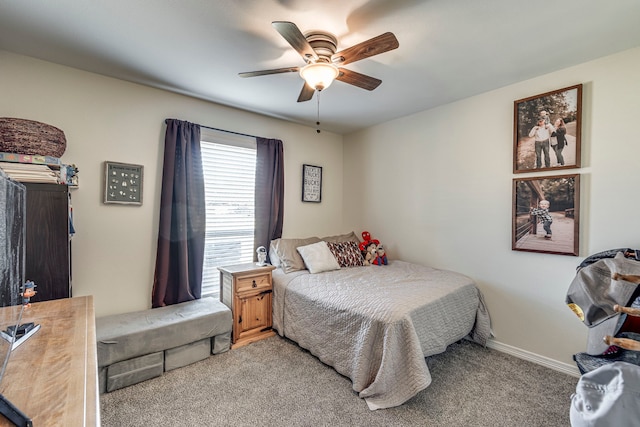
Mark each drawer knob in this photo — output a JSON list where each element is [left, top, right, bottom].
[[252, 280, 257, 288]]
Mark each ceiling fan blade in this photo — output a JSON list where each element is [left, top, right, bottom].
[[336, 68, 382, 91], [332, 32, 399, 65], [272, 21, 319, 63], [297, 83, 315, 102], [238, 67, 300, 78]]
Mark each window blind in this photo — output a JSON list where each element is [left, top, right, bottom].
[[200, 136, 256, 297]]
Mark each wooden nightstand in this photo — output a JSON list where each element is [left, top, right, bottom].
[[218, 263, 276, 348]]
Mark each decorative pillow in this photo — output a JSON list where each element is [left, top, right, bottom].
[[321, 231, 360, 244], [326, 241, 365, 267], [271, 237, 321, 273], [296, 241, 340, 274]]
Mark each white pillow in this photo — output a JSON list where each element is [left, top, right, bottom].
[[296, 241, 341, 274]]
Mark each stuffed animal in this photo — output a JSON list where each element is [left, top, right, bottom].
[[359, 231, 380, 266], [361, 241, 378, 266], [372, 244, 388, 266], [360, 231, 379, 247]]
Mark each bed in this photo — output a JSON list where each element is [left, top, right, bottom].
[[269, 235, 491, 410]]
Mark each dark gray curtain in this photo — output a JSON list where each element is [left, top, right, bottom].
[[152, 119, 205, 307], [254, 137, 284, 260]]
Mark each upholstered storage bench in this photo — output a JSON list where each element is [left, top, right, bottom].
[[96, 297, 232, 393]]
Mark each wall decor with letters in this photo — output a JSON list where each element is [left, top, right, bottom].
[[103, 161, 143, 205]]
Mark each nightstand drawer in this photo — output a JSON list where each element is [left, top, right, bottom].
[[236, 274, 271, 293]]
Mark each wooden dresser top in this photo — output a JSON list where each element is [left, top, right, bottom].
[[0, 296, 99, 426]]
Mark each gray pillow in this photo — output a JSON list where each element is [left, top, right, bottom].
[[320, 231, 360, 244], [271, 237, 321, 273]]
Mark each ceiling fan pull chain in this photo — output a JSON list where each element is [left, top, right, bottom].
[[316, 92, 321, 133]]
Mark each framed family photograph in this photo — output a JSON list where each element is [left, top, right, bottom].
[[302, 164, 322, 203], [512, 174, 580, 256], [513, 84, 582, 173]]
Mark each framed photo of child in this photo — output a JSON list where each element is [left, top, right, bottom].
[[512, 174, 580, 256], [513, 84, 582, 173]]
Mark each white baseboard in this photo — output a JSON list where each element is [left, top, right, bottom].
[[486, 339, 581, 378]]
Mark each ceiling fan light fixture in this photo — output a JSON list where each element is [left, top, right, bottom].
[[300, 63, 339, 91]]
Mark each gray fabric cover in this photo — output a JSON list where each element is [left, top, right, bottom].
[[212, 332, 231, 354], [96, 297, 232, 368], [106, 352, 164, 392], [165, 338, 211, 371], [272, 260, 491, 410], [98, 367, 107, 394]]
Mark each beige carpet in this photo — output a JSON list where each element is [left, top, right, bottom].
[[100, 336, 577, 426]]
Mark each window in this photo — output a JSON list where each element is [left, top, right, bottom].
[[200, 130, 256, 297]]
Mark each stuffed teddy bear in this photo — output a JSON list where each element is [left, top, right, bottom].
[[361, 241, 378, 266], [372, 244, 388, 266]]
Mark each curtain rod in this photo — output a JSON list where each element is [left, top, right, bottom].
[[164, 119, 261, 139], [200, 124, 262, 140]]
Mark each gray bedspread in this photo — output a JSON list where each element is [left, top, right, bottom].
[[272, 260, 491, 410]]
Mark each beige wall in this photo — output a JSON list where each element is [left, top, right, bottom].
[[3, 46, 639, 372], [343, 47, 640, 369], [0, 50, 344, 317]]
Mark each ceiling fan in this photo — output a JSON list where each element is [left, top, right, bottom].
[[239, 21, 399, 102]]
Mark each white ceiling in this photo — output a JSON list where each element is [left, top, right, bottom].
[[2, 0, 640, 134]]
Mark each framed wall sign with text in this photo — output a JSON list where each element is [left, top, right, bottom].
[[103, 161, 144, 205], [302, 164, 322, 203]]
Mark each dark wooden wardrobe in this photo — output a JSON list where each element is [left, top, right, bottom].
[[24, 183, 71, 302]]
